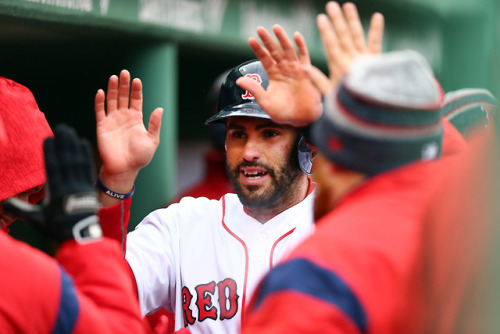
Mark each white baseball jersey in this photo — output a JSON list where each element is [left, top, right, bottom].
[[125, 191, 315, 334]]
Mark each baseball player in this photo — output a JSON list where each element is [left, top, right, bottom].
[[94, 61, 316, 333], [149, 71, 234, 333]]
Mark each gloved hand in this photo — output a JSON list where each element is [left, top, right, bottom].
[[2, 124, 101, 243]]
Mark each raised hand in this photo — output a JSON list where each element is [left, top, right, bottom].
[[236, 25, 323, 128], [310, 2, 385, 94], [236, 2, 384, 128], [95, 70, 163, 205]]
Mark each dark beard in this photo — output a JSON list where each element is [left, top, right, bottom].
[[226, 146, 301, 209]]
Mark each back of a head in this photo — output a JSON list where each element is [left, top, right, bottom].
[[0, 77, 53, 202], [310, 50, 444, 176]]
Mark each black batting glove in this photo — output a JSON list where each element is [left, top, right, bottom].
[[3, 124, 101, 243]]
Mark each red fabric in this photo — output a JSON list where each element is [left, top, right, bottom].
[[0, 230, 61, 333], [100, 198, 178, 333], [441, 117, 467, 157], [244, 291, 361, 334], [243, 159, 447, 333], [0, 77, 53, 203], [243, 121, 470, 333], [417, 127, 499, 333], [99, 197, 132, 253], [0, 230, 148, 333]]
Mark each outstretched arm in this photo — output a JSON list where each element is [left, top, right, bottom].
[[95, 70, 163, 207]]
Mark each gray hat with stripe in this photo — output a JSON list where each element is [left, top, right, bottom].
[[311, 50, 444, 176]]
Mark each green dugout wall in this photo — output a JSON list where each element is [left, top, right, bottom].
[[0, 0, 497, 239]]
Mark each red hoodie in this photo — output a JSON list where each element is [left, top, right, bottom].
[[0, 77, 53, 232]]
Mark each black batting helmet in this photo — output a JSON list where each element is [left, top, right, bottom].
[[205, 60, 313, 174]]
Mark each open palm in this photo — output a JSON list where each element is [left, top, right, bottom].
[[237, 25, 323, 128], [95, 70, 163, 178]]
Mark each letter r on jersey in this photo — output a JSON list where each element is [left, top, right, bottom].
[[182, 287, 196, 326]]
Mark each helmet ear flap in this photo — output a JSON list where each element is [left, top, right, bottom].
[[297, 137, 313, 174]]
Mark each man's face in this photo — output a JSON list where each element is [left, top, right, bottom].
[[0, 185, 44, 228], [225, 117, 301, 209]]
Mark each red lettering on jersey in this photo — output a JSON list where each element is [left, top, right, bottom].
[[195, 281, 218, 322], [182, 286, 196, 326], [217, 278, 239, 320], [241, 74, 262, 100]]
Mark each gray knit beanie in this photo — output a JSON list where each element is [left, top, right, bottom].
[[311, 50, 444, 176]]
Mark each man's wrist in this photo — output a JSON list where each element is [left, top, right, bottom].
[[95, 175, 135, 200], [97, 168, 137, 207]]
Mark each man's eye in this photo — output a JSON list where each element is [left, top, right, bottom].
[[264, 130, 279, 137], [230, 131, 246, 138]]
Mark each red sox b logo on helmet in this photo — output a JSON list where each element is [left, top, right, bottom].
[[241, 74, 262, 100]]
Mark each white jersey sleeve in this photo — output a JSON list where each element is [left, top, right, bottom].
[[125, 205, 179, 315]]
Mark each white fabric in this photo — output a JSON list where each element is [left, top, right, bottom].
[[126, 191, 315, 334]]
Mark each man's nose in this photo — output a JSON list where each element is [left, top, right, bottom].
[[242, 138, 262, 162]]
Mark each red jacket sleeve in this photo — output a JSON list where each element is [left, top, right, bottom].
[[0, 231, 148, 334], [0, 232, 61, 333], [56, 238, 148, 333]]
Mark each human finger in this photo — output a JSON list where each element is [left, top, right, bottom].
[[343, 2, 366, 53], [293, 31, 311, 66], [95, 89, 106, 123], [236, 77, 267, 103], [317, 14, 341, 82], [129, 78, 143, 112], [106, 75, 119, 113], [306, 65, 334, 96], [117, 69, 131, 110], [257, 26, 285, 63], [367, 12, 385, 54], [273, 24, 298, 61], [147, 108, 163, 144], [248, 36, 275, 70], [326, 1, 356, 56]]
